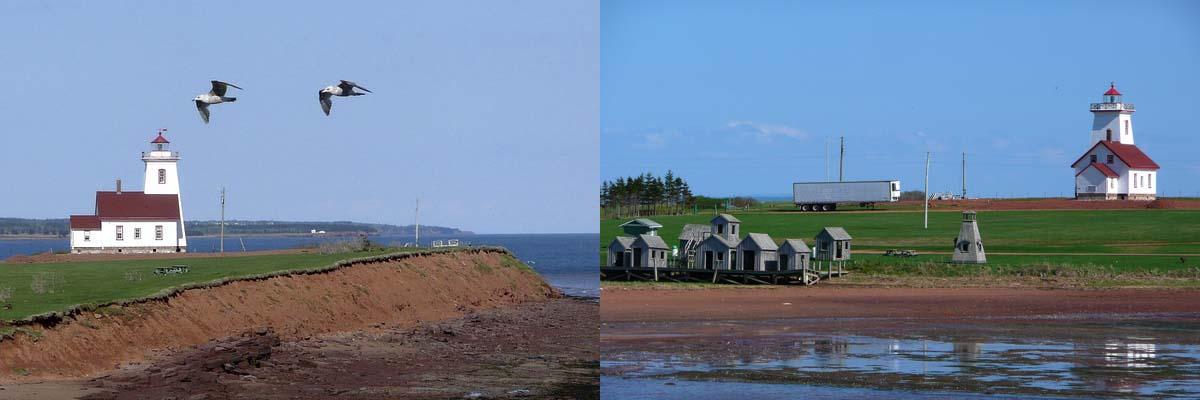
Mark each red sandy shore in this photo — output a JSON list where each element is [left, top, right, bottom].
[[903, 198, 1200, 211], [600, 287, 1200, 323]]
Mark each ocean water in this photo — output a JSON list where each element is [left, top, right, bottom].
[[0, 233, 599, 298]]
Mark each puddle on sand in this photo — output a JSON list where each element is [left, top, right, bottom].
[[602, 314, 1200, 398]]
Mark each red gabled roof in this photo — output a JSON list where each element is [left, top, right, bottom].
[[95, 191, 181, 220], [151, 134, 170, 144], [1076, 162, 1118, 178], [1071, 141, 1159, 170], [69, 215, 101, 230], [1104, 84, 1121, 96]]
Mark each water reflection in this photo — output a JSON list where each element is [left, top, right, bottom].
[[602, 318, 1200, 398]]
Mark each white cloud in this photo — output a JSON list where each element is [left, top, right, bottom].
[[726, 120, 808, 140]]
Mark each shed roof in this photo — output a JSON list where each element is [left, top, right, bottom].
[[634, 234, 669, 249], [609, 236, 635, 250], [817, 227, 852, 241], [740, 233, 778, 251], [619, 218, 663, 229], [780, 239, 810, 253], [679, 224, 710, 242], [701, 233, 738, 249], [711, 213, 741, 224]]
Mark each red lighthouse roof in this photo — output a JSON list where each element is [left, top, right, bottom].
[[151, 133, 169, 144], [1104, 84, 1121, 96]]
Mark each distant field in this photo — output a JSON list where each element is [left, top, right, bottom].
[[600, 209, 1200, 274], [0, 249, 399, 321]]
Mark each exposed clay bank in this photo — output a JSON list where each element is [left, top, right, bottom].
[[0, 248, 555, 381]]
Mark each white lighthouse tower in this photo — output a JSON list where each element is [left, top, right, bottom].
[[143, 129, 188, 247], [1072, 84, 1159, 200], [1089, 83, 1136, 146]]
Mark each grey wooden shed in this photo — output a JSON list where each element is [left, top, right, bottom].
[[607, 236, 635, 267], [814, 227, 852, 261], [619, 218, 663, 236], [632, 234, 670, 269], [677, 223, 711, 268], [695, 234, 738, 270], [737, 233, 779, 271], [710, 213, 741, 241], [778, 239, 811, 271]]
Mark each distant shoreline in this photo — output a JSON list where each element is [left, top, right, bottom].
[[0, 232, 473, 241]]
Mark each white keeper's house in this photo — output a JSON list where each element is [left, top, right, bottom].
[[69, 131, 188, 253], [1071, 84, 1160, 200]]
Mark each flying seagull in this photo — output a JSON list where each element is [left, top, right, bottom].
[[193, 80, 242, 124], [319, 80, 372, 116]]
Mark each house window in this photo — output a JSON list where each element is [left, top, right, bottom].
[[134, 228, 142, 240], [116, 225, 124, 241], [1125, 120, 1129, 135], [1110, 178, 1115, 189], [717, 225, 724, 234], [84, 231, 90, 242], [158, 169, 167, 184], [1106, 155, 1113, 164], [155, 225, 164, 240], [1133, 173, 1138, 188], [1149, 175, 1153, 188], [1090, 155, 1097, 163]]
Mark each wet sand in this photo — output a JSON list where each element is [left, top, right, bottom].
[[601, 287, 1200, 398], [601, 286, 1200, 323], [3, 298, 598, 400]]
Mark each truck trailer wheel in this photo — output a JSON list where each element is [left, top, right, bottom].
[[800, 204, 810, 211], [821, 204, 832, 211]]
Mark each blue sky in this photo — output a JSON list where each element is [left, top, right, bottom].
[[602, 0, 1200, 198], [0, 1, 598, 234]]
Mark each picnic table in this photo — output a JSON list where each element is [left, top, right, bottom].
[[155, 265, 190, 275], [883, 249, 919, 257]]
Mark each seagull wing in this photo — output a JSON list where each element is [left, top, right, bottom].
[[210, 80, 242, 96], [319, 91, 333, 116], [340, 80, 371, 93], [195, 100, 210, 124]]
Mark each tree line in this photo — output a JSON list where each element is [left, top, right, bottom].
[[601, 171, 696, 218]]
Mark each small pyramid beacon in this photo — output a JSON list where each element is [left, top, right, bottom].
[[952, 211, 986, 264]]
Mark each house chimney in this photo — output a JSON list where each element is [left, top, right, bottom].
[[116, 179, 122, 194]]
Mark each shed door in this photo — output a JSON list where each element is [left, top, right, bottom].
[[779, 254, 789, 271], [704, 251, 714, 270], [633, 248, 642, 267], [743, 250, 755, 271], [836, 242, 843, 259]]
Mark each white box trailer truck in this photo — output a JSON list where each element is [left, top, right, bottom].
[[792, 180, 901, 211]]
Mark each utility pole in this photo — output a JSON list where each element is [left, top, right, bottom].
[[824, 139, 829, 181], [924, 152, 931, 229], [839, 136, 845, 182], [219, 187, 225, 254], [961, 152, 967, 199], [414, 198, 420, 247]]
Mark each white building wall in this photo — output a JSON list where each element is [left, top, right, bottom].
[[1127, 170, 1157, 196], [71, 220, 182, 253]]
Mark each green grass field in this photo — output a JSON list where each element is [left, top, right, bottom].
[[0, 250, 399, 322], [601, 209, 1200, 275]]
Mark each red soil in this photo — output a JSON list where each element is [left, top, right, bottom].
[[0, 250, 556, 382], [899, 198, 1200, 211], [600, 286, 1200, 323]]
